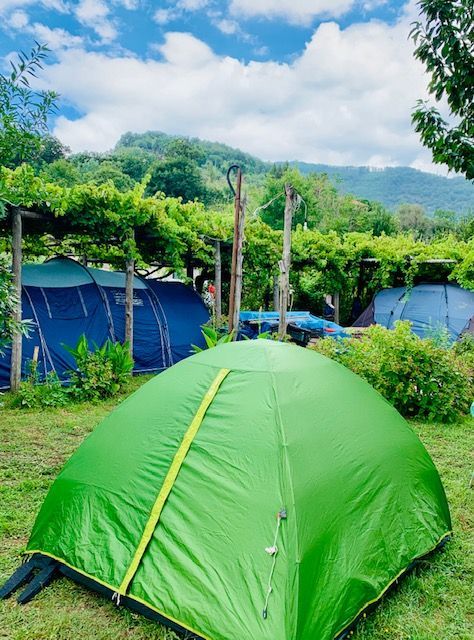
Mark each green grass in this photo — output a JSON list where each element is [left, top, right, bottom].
[[0, 381, 472, 640]]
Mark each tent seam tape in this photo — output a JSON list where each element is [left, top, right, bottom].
[[23, 549, 212, 640], [267, 361, 300, 637], [333, 529, 452, 639], [118, 367, 231, 596]]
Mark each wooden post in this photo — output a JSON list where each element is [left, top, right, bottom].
[[232, 194, 246, 336], [273, 274, 279, 311], [278, 184, 294, 339], [333, 291, 340, 325], [228, 168, 242, 332], [125, 230, 135, 358], [10, 206, 22, 392], [214, 240, 222, 323]]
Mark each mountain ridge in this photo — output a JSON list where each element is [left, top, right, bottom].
[[116, 131, 474, 214]]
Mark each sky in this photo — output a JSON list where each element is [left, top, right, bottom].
[[0, 0, 443, 172]]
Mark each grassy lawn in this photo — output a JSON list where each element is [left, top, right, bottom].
[[0, 380, 472, 640]]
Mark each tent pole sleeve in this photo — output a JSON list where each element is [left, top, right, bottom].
[[118, 367, 231, 596]]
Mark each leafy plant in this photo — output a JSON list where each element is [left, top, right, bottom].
[[0, 42, 58, 167], [312, 321, 473, 423], [0, 257, 31, 356], [66, 335, 134, 401], [192, 326, 235, 353], [9, 360, 68, 409]]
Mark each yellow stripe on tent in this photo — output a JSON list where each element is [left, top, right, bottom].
[[118, 367, 231, 596]]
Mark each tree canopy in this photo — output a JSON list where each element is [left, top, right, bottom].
[[411, 0, 474, 179]]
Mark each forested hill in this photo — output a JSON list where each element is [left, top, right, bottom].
[[117, 131, 474, 214], [294, 163, 474, 214]]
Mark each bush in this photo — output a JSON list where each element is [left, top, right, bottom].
[[66, 335, 134, 402], [8, 360, 68, 409], [311, 321, 473, 423]]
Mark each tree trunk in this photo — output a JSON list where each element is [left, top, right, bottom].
[[10, 207, 22, 392], [214, 240, 222, 323], [278, 185, 294, 339]]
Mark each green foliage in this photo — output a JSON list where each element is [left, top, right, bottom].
[[147, 156, 207, 203], [66, 335, 134, 401], [0, 256, 30, 355], [9, 360, 67, 409], [258, 167, 397, 236], [191, 326, 235, 352], [0, 43, 58, 168], [411, 0, 474, 179], [312, 322, 473, 423]]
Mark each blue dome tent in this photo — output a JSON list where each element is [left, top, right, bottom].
[[0, 258, 209, 389], [353, 283, 474, 342]]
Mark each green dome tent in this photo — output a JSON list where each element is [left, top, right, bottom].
[[2, 341, 451, 639]]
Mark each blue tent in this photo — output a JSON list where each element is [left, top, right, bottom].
[[353, 283, 474, 341], [0, 258, 209, 389]]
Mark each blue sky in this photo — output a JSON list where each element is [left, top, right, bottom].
[[0, 1, 439, 171]]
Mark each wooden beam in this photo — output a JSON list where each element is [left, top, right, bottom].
[[125, 231, 135, 358], [278, 184, 294, 339], [228, 168, 242, 333], [10, 206, 23, 392], [214, 240, 222, 323]]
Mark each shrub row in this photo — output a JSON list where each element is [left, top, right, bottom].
[[7, 336, 134, 409], [311, 321, 473, 423]]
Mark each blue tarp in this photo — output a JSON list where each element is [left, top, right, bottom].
[[0, 258, 209, 389], [369, 283, 474, 341], [240, 311, 348, 339]]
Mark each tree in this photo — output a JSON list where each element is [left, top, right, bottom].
[[147, 157, 207, 202], [35, 135, 69, 166], [411, 0, 474, 179], [0, 43, 58, 168], [88, 160, 136, 192], [396, 203, 431, 238]]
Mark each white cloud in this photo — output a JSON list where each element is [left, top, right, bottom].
[[2, 6, 83, 50], [215, 18, 239, 35], [74, 0, 118, 42], [0, 0, 68, 13], [6, 9, 29, 28], [229, 0, 356, 24], [42, 10, 437, 171], [31, 23, 83, 49], [153, 8, 179, 25]]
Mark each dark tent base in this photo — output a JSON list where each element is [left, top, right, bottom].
[[1, 537, 450, 640]]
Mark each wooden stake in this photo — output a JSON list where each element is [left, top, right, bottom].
[[125, 231, 135, 358], [232, 194, 246, 336], [214, 240, 222, 323], [273, 274, 279, 311], [278, 184, 294, 339], [228, 168, 242, 332], [333, 291, 340, 325], [10, 206, 22, 392]]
